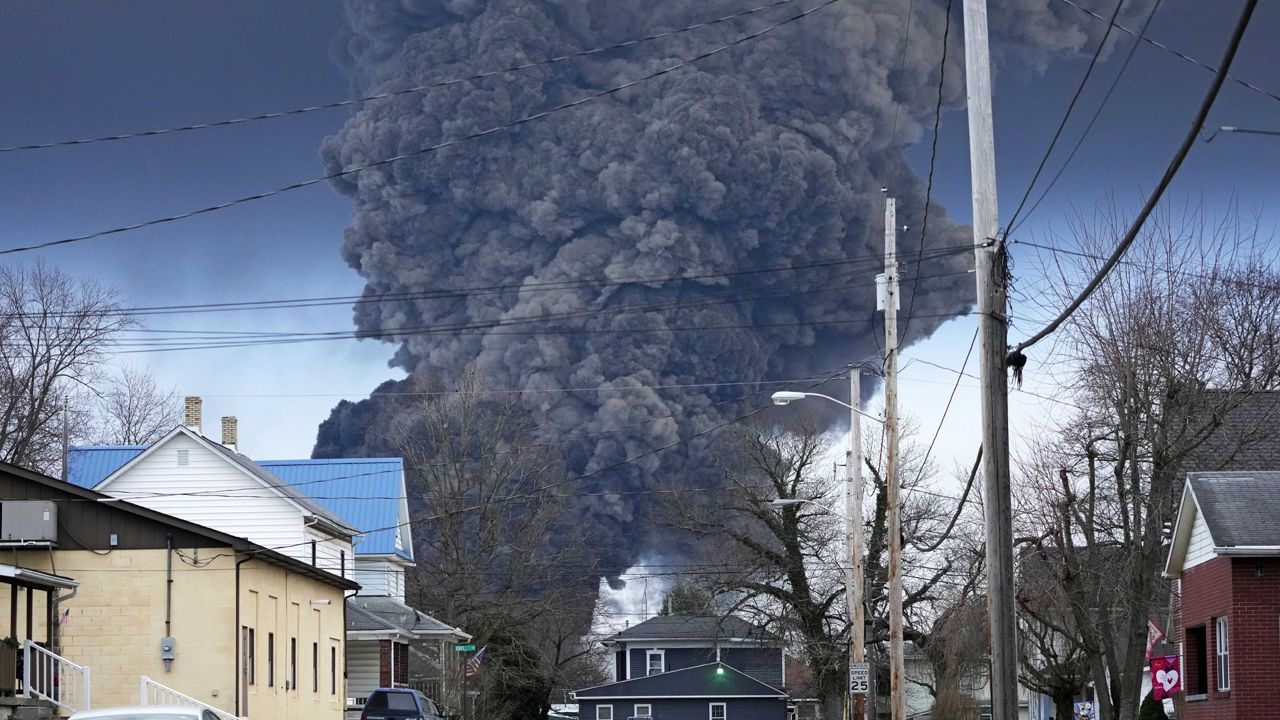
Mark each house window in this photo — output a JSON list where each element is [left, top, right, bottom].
[[1215, 616, 1230, 691], [1186, 625, 1207, 695], [634, 704, 652, 719], [177, 449, 189, 466], [646, 650, 664, 676], [598, 705, 614, 720], [246, 628, 255, 685], [311, 541, 318, 566], [330, 645, 337, 695], [268, 632, 275, 687], [710, 702, 727, 720], [313, 642, 319, 692], [340, 551, 346, 578], [290, 637, 298, 691]]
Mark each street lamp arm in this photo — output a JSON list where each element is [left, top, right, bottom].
[[770, 391, 885, 423]]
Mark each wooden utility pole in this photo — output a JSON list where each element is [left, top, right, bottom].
[[846, 369, 866, 720], [962, 0, 1017, 718], [881, 196, 905, 720]]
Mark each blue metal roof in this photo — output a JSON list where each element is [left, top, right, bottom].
[[66, 446, 144, 488], [260, 458, 410, 560], [66, 447, 410, 560]]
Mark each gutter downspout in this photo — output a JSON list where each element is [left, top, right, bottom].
[[165, 534, 173, 672], [235, 553, 253, 717]]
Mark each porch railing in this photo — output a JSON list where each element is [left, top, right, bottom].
[[140, 675, 242, 720], [22, 640, 90, 714]]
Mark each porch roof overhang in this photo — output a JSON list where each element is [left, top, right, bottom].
[[0, 564, 77, 591]]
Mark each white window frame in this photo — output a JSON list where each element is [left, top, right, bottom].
[[598, 705, 614, 720], [1215, 616, 1230, 691], [710, 702, 727, 720], [634, 704, 652, 719], [646, 649, 665, 676]]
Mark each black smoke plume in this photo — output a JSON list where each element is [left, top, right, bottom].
[[315, 0, 1150, 576]]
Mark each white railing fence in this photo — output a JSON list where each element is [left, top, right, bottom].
[[140, 675, 242, 720], [22, 640, 90, 714]]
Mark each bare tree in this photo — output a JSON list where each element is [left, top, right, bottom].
[[662, 414, 965, 720], [395, 367, 599, 720], [1014, 201, 1280, 720], [92, 365, 180, 444], [0, 263, 131, 473]]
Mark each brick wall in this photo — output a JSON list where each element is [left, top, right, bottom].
[[1178, 555, 1280, 720], [1227, 557, 1280, 719], [379, 640, 391, 687], [1179, 556, 1231, 720]]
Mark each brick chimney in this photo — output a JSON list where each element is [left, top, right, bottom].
[[183, 396, 202, 432], [221, 416, 238, 451]]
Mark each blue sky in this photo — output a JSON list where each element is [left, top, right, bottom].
[[1, 0, 1276, 470]]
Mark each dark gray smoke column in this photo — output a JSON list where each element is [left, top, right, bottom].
[[318, 0, 1144, 570]]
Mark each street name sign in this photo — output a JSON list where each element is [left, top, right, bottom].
[[454, 644, 476, 652]]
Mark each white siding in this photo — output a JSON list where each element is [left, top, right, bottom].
[[354, 561, 390, 597], [346, 640, 381, 706], [1185, 507, 1217, 570], [353, 559, 404, 600], [306, 526, 354, 579], [100, 433, 305, 556]]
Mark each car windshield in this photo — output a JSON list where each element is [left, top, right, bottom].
[[367, 693, 418, 711]]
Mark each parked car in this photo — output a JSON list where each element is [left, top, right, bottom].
[[360, 688, 445, 720], [69, 707, 222, 720]]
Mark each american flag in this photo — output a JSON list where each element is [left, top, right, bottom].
[[465, 646, 486, 678]]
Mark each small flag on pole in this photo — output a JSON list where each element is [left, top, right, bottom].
[[59, 609, 70, 626], [1145, 618, 1166, 660], [465, 646, 487, 678]]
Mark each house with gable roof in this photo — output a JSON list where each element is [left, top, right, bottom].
[[573, 615, 788, 720], [1164, 471, 1280, 719], [66, 397, 469, 717]]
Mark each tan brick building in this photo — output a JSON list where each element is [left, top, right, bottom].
[[0, 461, 357, 719]]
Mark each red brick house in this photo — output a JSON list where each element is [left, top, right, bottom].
[[1164, 471, 1280, 719]]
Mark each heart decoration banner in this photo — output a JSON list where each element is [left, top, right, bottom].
[[1151, 655, 1181, 700]]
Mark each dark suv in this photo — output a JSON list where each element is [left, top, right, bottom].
[[360, 688, 446, 720]]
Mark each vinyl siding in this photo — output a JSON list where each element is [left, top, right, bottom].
[[306, 526, 353, 580], [100, 433, 306, 556], [1185, 508, 1216, 570], [347, 640, 381, 706], [665, 647, 717, 673], [579, 698, 787, 720], [354, 559, 393, 597], [721, 648, 783, 688]]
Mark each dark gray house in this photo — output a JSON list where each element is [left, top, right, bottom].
[[574, 615, 788, 720]]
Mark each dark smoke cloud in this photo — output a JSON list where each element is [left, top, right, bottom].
[[316, 0, 1151, 572]]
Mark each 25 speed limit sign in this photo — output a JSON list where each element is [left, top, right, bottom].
[[849, 662, 870, 695]]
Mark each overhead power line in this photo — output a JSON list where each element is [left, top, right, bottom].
[[0, 0, 805, 154], [109, 260, 973, 349], [0, 0, 845, 256], [1007, 0, 1164, 236], [899, 0, 954, 343], [1001, 0, 1126, 239], [1056, 0, 1280, 106], [5, 243, 972, 322], [1012, 0, 1260, 355]]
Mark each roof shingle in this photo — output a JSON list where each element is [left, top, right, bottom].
[[1189, 471, 1280, 547]]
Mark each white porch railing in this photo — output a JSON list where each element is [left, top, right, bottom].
[[140, 675, 242, 720], [22, 640, 90, 714]]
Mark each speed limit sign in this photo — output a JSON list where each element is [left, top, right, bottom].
[[849, 662, 870, 695]]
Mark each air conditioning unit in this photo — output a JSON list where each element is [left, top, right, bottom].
[[0, 501, 57, 547]]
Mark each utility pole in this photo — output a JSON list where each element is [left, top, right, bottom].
[[846, 369, 866, 720], [880, 196, 905, 720], [963, 0, 1017, 718]]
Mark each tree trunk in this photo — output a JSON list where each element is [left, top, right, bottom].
[[1052, 692, 1075, 720]]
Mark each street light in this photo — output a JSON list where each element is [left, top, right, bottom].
[[770, 373, 871, 720]]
